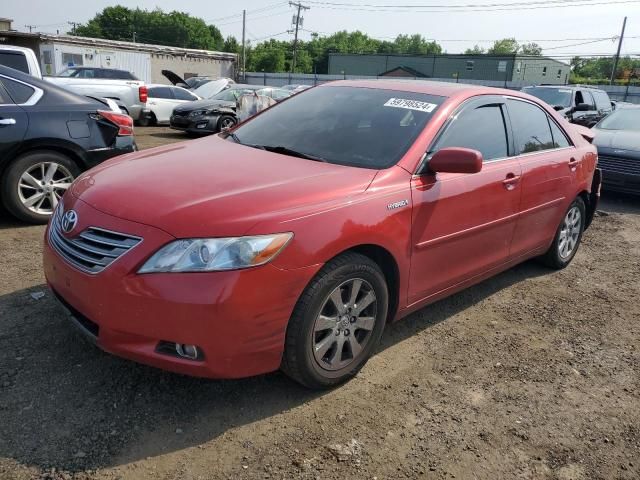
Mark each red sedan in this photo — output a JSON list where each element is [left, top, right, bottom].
[[43, 80, 601, 389]]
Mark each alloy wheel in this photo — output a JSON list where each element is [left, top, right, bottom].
[[312, 278, 378, 371], [558, 205, 582, 259], [221, 118, 235, 129], [17, 162, 74, 215]]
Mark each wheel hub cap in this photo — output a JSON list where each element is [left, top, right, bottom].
[[17, 161, 74, 215], [558, 205, 581, 260], [312, 278, 378, 371]]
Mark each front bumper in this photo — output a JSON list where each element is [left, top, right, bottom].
[[43, 197, 320, 379], [169, 114, 220, 135]]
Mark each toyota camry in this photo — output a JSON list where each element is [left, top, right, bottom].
[[43, 80, 601, 389]]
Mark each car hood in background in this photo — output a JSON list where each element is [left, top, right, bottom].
[[593, 128, 640, 152], [193, 79, 231, 99], [71, 136, 377, 238], [160, 69, 187, 87], [173, 99, 235, 113]]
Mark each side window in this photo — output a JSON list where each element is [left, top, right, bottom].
[[0, 83, 12, 104], [0, 52, 29, 74], [548, 118, 571, 148], [577, 90, 594, 108], [592, 90, 611, 111], [148, 87, 174, 99], [433, 103, 508, 161], [466, 60, 474, 71], [0, 77, 36, 104], [173, 88, 197, 101], [80, 69, 95, 78], [507, 99, 555, 154]]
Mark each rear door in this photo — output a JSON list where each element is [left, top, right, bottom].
[[507, 98, 576, 257], [147, 86, 176, 123], [409, 96, 522, 304], [0, 74, 30, 163]]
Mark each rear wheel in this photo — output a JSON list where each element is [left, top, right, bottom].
[[282, 252, 388, 389], [1, 151, 79, 224], [540, 197, 586, 269], [138, 112, 156, 127]]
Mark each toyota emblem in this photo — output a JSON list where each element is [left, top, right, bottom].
[[61, 210, 78, 233]]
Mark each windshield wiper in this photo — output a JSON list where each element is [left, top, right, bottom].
[[259, 145, 328, 162], [225, 132, 242, 144]]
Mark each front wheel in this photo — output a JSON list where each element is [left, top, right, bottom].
[[282, 252, 388, 389], [540, 197, 586, 269], [217, 114, 237, 131], [1, 151, 79, 224]]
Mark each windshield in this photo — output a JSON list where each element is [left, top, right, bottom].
[[57, 68, 82, 77], [523, 87, 572, 108], [232, 86, 444, 169], [597, 109, 640, 131]]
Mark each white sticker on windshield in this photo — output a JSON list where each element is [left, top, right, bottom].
[[384, 98, 437, 113]]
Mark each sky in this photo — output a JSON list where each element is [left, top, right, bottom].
[[2, 0, 640, 59]]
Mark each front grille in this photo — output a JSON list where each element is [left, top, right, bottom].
[[49, 207, 142, 274], [172, 110, 190, 118], [598, 155, 640, 176]]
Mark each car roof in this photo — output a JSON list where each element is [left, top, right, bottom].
[[322, 79, 519, 98], [525, 84, 605, 92], [0, 45, 34, 53]]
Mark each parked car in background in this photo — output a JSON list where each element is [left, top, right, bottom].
[[56, 67, 139, 80], [0, 65, 135, 223], [45, 80, 600, 389], [161, 70, 216, 90], [0, 45, 42, 78], [45, 68, 150, 122], [139, 84, 200, 126], [593, 105, 640, 194], [522, 85, 612, 128], [282, 84, 311, 94], [192, 78, 235, 99], [170, 84, 291, 135]]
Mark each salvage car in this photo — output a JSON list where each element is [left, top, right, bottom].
[[593, 105, 640, 194], [0, 65, 135, 223], [44, 80, 600, 389], [522, 85, 612, 128], [139, 84, 200, 126], [170, 85, 291, 135]]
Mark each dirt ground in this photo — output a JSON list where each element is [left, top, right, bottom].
[[0, 127, 638, 480]]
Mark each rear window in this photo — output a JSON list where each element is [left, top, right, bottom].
[[233, 86, 445, 169], [0, 77, 36, 104], [0, 51, 29, 74]]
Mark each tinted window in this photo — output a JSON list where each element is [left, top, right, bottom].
[[173, 88, 197, 101], [1, 77, 35, 104], [233, 86, 444, 169], [523, 87, 572, 108], [433, 104, 508, 161], [0, 84, 11, 103], [148, 87, 174, 99], [508, 99, 555, 154], [592, 90, 611, 111], [548, 119, 571, 148], [100, 69, 137, 80], [0, 52, 29, 74]]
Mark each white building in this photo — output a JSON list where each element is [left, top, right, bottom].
[[0, 31, 236, 83]]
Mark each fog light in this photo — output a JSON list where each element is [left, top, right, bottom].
[[196, 123, 207, 129], [176, 343, 200, 360]]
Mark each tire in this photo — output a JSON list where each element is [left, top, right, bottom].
[[138, 112, 156, 127], [1, 151, 80, 224], [217, 114, 237, 131], [282, 252, 389, 389], [540, 197, 586, 269]]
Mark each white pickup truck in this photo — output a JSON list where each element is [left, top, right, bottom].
[[0, 47, 149, 122], [45, 68, 150, 122]]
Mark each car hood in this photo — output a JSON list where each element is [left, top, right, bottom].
[[173, 99, 234, 113], [593, 128, 640, 152], [161, 69, 186, 87], [71, 136, 377, 238]]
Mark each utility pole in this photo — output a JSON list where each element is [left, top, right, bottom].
[[610, 16, 627, 85], [241, 9, 246, 81], [132, 31, 137, 43], [67, 21, 79, 35], [25, 24, 37, 33], [289, 1, 309, 73]]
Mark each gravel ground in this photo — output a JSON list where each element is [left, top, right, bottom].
[[0, 127, 638, 479]]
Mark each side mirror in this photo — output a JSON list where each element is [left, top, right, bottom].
[[575, 103, 593, 112], [429, 147, 483, 174], [553, 105, 564, 111]]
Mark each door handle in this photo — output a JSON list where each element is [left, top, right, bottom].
[[568, 157, 582, 171], [502, 173, 521, 191], [0, 118, 16, 126]]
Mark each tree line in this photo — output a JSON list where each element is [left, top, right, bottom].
[[72, 6, 638, 83]]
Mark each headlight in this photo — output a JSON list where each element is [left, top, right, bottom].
[[138, 233, 293, 273], [189, 109, 210, 117]]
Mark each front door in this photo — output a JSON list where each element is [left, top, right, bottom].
[[409, 96, 522, 305]]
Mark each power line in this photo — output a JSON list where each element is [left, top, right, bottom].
[[306, 0, 607, 8], [216, 8, 292, 27], [207, 2, 289, 23]]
